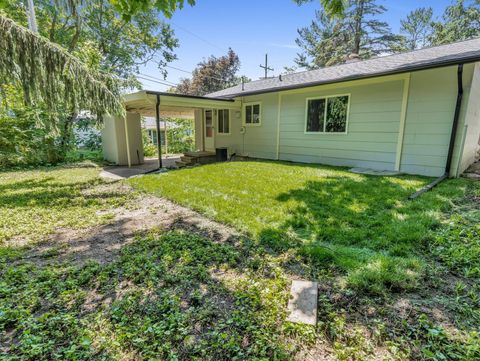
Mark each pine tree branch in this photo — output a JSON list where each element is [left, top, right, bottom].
[[0, 14, 123, 118]]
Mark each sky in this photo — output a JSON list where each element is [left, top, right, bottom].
[[140, 0, 454, 91]]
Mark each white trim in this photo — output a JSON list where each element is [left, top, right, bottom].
[[124, 115, 131, 167], [276, 93, 282, 160], [243, 101, 262, 126], [395, 74, 411, 171], [203, 109, 215, 151], [217, 109, 231, 135], [304, 93, 350, 134]]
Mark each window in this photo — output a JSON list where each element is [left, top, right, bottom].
[[244, 103, 261, 125], [218, 109, 230, 134], [306, 95, 349, 133]]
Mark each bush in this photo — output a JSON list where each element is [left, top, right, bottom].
[[142, 118, 195, 156]]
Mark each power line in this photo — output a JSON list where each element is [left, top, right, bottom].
[[170, 21, 225, 52], [163, 63, 227, 82], [165, 64, 192, 74], [138, 72, 178, 86], [136, 75, 177, 88]]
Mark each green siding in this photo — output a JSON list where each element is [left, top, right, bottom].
[[278, 80, 403, 170], [401, 64, 474, 176], [215, 93, 278, 159], [209, 64, 477, 177]]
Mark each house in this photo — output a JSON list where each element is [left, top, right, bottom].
[[102, 38, 480, 177]]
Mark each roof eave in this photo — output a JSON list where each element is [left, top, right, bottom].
[[144, 90, 235, 102]]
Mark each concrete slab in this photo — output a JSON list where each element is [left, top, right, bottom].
[[100, 157, 180, 180], [287, 280, 318, 326], [350, 167, 401, 176], [463, 161, 480, 180]]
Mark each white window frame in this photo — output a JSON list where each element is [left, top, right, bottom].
[[217, 109, 231, 135], [243, 102, 262, 126], [304, 93, 350, 134]]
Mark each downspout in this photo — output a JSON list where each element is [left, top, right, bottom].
[[410, 64, 464, 199], [445, 64, 464, 175]]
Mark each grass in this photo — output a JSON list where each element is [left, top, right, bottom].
[[1, 161, 480, 360], [129, 161, 467, 295], [0, 162, 133, 245]]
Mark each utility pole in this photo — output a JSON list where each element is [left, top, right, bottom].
[[259, 54, 274, 79], [26, 0, 38, 33]]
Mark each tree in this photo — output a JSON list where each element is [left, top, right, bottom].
[[1, 0, 183, 163], [295, 10, 347, 68], [429, 0, 480, 46], [398, 7, 433, 50], [109, 0, 195, 20], [293, 0, 347, 17], [2, 0, 178, 83], [295, 0, 401, 69], [173, 49, 242, 96], [0, 15, 122, 120]]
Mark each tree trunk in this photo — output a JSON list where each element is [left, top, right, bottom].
[[59, 112, 77, 160], [353, 0, 365, 54], [26, 0, 38, 33]]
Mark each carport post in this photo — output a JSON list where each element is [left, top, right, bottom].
[[155, 94, 163, 168], [124, 115, 132, 168]]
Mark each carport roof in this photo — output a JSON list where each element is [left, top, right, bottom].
[[123, 90, 237, 116]]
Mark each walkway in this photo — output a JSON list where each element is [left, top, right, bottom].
[[100, 156, 180, 180]]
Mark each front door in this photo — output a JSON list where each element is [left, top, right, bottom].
[[204, 109, 215, 151]]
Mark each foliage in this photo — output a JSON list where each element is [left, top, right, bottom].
[[295, 0, 401, 68], [0, 228, 291, 359], [398, 7, 433, 50], [0, 0, 182, 166], [429, 0, 480, 46], [293, 0, 347, 17], [142, 118, 194, 156], [0, 14, 122, 118], [1, 163, 479, 359], [2, 0, 179, 81], [173, 49, 242, 96], [80, 0, 178, 80], [142, 137, 158, 157], [165, 118, 195, 154], [109, 0, 195, 20], [432, 183, 480, 278], [75, 117, 102, 150], [0, 84, 52, 167]]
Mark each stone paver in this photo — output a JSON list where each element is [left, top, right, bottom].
[[287, 280, 318, 326]]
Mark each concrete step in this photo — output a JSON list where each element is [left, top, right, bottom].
[[180, 156, 195, 164], [175, 161, 188, 168]]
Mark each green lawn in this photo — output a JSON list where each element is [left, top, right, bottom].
[[129, 161, 475, 294], [0, 163, 134, 245], [1, 162, 479, 360]]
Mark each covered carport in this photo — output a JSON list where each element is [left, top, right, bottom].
[[101, 90, 240, 171]]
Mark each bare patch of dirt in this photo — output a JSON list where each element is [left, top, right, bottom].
[[21, 182, 241, 267]]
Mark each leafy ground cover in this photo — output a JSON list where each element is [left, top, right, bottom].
[[129, 160, 480, 359], [1, 161, 479, 360]]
